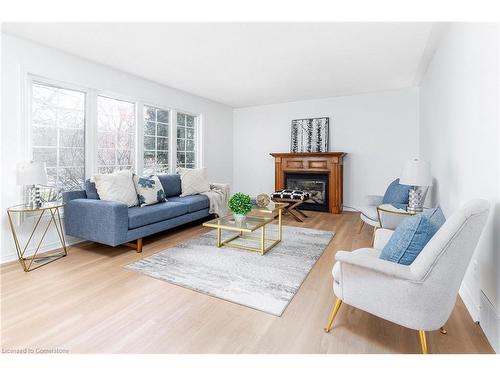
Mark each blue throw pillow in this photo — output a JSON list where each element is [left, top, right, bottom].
[[84, 179, 100, 200], [380, 214, 440, 265], [423, 207, 446, 230], [382, 178, 410, 204]]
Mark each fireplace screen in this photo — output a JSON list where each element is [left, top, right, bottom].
[[285, 173, 329, 211]]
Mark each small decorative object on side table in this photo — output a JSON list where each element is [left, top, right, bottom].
[[400, 157, 432, 213], [16, 161, 48, 208], [7, 201, 67, 272]]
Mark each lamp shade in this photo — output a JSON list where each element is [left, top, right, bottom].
[[400, 157, 432, 186], [16, 161, 48, 186]]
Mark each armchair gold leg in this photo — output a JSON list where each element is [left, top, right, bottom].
[[324, 299, 342, 333], [371, 227, 377, 247], [419, 330, 428, 354], [440, 327, 447, 334], [358, 219, 365, 234]]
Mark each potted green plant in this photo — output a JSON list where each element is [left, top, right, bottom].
[[228, 192, 253, 224]]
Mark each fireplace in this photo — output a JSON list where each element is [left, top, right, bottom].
[[270, 152, 346, 214], [285, 172, 329, 212]]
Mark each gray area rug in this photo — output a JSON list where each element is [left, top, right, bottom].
[[126, 224, 334, 316]]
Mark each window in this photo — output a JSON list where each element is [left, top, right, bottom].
[[176, 112, 197, 168], [143, 105, 169, 174], [31, 82, 86, 191], [28, 76, 203, 190], [97, 96, 135, 173]]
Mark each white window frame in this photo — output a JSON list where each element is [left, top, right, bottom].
[[25, 75, 90, 190], [95, 93, 137, 174], [24, 73, 204, 185], [141, 103, 171, 175], [174, 110, 202, 170], [138, 105, 203, 175]]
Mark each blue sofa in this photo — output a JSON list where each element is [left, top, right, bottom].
[[63, 174, 211, 252]]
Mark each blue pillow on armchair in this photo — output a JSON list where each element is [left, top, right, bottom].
[[379, 207, 445, 266], [379, 215, 437, 265], [382, 178, 411, 204]]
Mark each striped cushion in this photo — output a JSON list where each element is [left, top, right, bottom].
[[272, 189, 310, 201]]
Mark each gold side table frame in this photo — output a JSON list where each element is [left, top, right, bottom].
[[376, 204, 433, 229], [203, 203, 286, 255], [7, 202, 67, 272]]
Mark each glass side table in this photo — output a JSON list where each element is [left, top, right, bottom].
[[7, 201, 67, 272], [376, 203, 433, 230]]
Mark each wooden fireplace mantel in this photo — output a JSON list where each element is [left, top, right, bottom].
[[270, 152, 347, 214]]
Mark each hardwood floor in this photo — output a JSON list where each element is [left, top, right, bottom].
[[0, 211, 494, 354]]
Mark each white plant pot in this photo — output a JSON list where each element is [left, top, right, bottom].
[[233, 213, 246, 225]]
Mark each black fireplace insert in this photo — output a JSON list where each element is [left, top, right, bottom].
[[284, 172, 329, 212]]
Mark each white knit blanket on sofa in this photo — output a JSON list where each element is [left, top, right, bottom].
[[201, 183, 230, 217]]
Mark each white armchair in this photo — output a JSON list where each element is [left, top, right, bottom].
[[358, 194, 383, 230], [324, 199, 490, 353]]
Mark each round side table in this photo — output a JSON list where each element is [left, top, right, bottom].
[[7, 201, 67, 272]]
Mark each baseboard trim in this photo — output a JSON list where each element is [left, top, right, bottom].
[[459, 283, 480, 323], [480, 291, 499, 353], [0, 237, 85, 265]]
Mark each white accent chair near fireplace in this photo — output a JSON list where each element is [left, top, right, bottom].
[[324, 199, 490, 354], [358, 194, 383, 230]]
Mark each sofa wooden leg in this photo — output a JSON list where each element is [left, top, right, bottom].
[[124, 238, 143, 253]]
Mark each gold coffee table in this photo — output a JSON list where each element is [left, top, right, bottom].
[[203, 202, 287, 255]]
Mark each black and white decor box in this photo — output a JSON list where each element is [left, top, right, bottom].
[[290, 117, 329, 153]]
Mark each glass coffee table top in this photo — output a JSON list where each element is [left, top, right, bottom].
[[203, 215, 272, 233], [250, 201, 287, 214]]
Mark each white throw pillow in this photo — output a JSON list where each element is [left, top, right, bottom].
[[93, 169, 138, 207], [178, 167, 210, 197], [133, 174, 167, 207]]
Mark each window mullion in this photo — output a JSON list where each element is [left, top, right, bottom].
[[154, 108, 158, 173], [137, 103, 144, 175], [170, 109, 177, 174], [86, 89, 97, 178], [196, 114, 203, 168], [55, 112, 61, 189]]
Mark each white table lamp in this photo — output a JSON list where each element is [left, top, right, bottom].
[[16, 161, 48, 207], [400, 157, 432, 212]]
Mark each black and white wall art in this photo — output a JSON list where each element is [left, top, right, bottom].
[[290, 117, 329, 152]]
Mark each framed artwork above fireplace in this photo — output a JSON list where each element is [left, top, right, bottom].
[[290, 117, 329, 152]]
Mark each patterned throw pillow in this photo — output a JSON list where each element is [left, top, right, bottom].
[[133, 174, 167, 207]]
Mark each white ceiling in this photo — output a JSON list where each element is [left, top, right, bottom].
[[2, 23, 436, 108]]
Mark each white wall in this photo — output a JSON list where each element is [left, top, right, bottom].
[[233, 89, 420, 208], [1, 34, 234, 263], [419, 23, 499, 350]]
